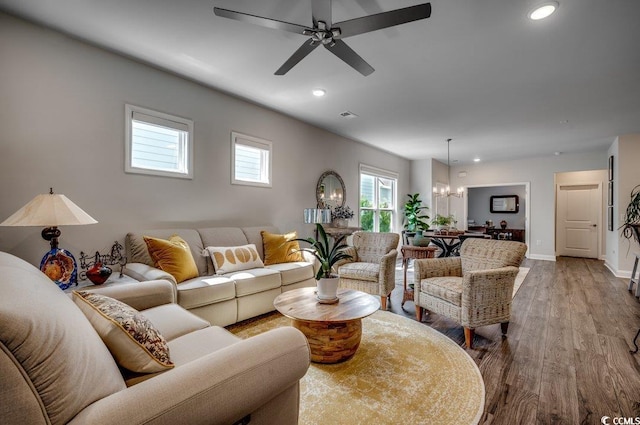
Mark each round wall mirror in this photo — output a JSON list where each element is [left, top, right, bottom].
[[316, 171, 345, 208]]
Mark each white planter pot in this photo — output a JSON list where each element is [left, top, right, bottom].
[[317, 277, 339, 300]]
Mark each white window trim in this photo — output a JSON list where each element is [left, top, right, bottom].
[[359, 163, 399, 232], [125, 104, 194, 179], [231, 131, 272, 188]]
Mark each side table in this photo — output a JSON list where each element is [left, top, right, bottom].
[[63, 273, 138, 293], [401, 245, 437, 307]]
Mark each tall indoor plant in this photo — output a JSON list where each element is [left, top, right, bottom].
[[293, 223, 352, 300], [620, 184, 640, 244], [403, 193, 430, 234]]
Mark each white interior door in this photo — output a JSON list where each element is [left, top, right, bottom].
[[556, 184, 600, 258]]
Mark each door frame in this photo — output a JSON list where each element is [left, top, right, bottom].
[[462, 181, 530, 257], [555, 181, 603, 259]]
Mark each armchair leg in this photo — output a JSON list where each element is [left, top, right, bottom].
[[380, 295, 387, 310], [501, 322, 509, 336], [416, 306, 423, 322], [464, 328, 475, 349]]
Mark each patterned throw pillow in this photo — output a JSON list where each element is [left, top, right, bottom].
[[72, 291, 174, 373], [261, 230, 304, 265], [143, 234, 199, 283], [206, 244, 265, 274]]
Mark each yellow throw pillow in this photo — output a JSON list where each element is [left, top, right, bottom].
[[72, 291, 174, 373], [143, 235, 199, 283], [261, 230, 304, 265], [207, 244, 264, 275]]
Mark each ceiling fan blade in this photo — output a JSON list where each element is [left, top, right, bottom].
[[311, 0, 332, 28], [324, 40, 374, 76], [275, 39, 320, 75], [336, 3, 431, 38], [214, 7, 310, 35]]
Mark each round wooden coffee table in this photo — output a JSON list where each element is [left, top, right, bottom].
[[274, 287, 380, 364]]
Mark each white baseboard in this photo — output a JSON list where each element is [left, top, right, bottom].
[[604, 261, 633, 279], [528, 254, 556, 261]]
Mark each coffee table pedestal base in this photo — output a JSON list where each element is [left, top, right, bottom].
[[292, 318, 362, 364]]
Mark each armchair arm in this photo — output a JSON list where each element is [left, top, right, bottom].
[[378, 249, 399, 295], [82, 279, 175, 310], [124, 262, 177, 285], [333, 246, 357, 272], [460, 266, 520, 328], [69, 327, 311, 425], [413, 257, 462, 286]]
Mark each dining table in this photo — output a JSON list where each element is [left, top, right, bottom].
[[424, 231, 490, 257]]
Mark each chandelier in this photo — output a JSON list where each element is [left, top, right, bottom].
[[433, 138, 463, 198]]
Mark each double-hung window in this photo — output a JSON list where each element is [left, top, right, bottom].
[[125, 105, 194, 179], [231, 132, 272, 187], [359, 164, 397, 232]]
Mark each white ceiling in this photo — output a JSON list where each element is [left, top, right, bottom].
[[1, 0, 639, 164]]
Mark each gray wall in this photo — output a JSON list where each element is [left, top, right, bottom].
[[448, 151, 607, 260], [0, 13, 410, 266], [467, 185, 526, 229]]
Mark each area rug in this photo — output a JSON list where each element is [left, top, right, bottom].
[[229, 310, 485, 425]]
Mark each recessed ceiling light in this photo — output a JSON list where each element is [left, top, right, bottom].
[[473, 158, 481, 162], [529, 2, 559, 20], [312, 88, 326, 97]]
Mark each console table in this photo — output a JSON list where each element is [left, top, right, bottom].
[[322, 225, 361, 241]]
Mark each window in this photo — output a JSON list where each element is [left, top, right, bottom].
[[231, 132, 272, 187], [359, 164, 397, 232], [125, 105, 194, 179]]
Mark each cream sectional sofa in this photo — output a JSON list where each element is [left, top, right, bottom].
[[0, 251, 310, 425], [124, 226, 317, 326]]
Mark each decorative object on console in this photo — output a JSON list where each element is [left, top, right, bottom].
[[433, 139, 463, 198], [331, 205, 354, 228], [303, 208, 332, 224], [292, 223, 352, 301], [0, 188, 97, 290], [500, 220, 507, 229], [79, 241, 127, 284]]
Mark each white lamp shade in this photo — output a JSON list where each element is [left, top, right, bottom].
[[0, 193, 97, 227]]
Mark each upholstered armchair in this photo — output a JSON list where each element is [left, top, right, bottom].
[[337, 231, 400, 310], [413, 238, 527, 348]]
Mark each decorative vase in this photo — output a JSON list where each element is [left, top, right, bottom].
[[86, 262, 112, 285], [334, 218, 348, 228], [412, 233, 432, 247], [500, 220, 507, 229], [317, 276, 339, 301]]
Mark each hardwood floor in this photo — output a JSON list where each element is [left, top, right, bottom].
[[390, 256, 640, 425]]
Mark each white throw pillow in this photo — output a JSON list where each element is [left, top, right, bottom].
[[72, 291, 174, 373], [207, 243, 264, 274]]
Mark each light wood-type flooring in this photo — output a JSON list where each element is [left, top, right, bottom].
[[390, 256, 640, 425]]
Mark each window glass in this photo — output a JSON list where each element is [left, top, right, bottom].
[[231, 132, 272, 187], [359, 165, 398, 232]]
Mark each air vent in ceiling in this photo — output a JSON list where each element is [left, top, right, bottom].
[[339, 111, 359, 119]]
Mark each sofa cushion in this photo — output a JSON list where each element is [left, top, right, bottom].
[[141, 304, 210, 341], [338, 262, 380, 282], [420, 276, 463, 306], [73, 291, 174, 373], [177, 276, 236, 309], [225, 268, 282, 297], [266, 262, 314, 285], [0, 252, 125, 425], [127, 229, 208, 276], [207, 244, 264, 274], [261, 230, 304, 265], [144, 235, 199, 283]]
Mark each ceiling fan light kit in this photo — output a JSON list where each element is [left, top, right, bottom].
[[214, 1, 431, 76]]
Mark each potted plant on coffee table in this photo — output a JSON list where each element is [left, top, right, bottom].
[[293, 223, 352, 302]]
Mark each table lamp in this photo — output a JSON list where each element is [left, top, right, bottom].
[[0, 188, 98, 289]]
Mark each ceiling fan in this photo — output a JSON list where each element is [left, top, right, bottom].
[[213, 1, 431, 76]]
